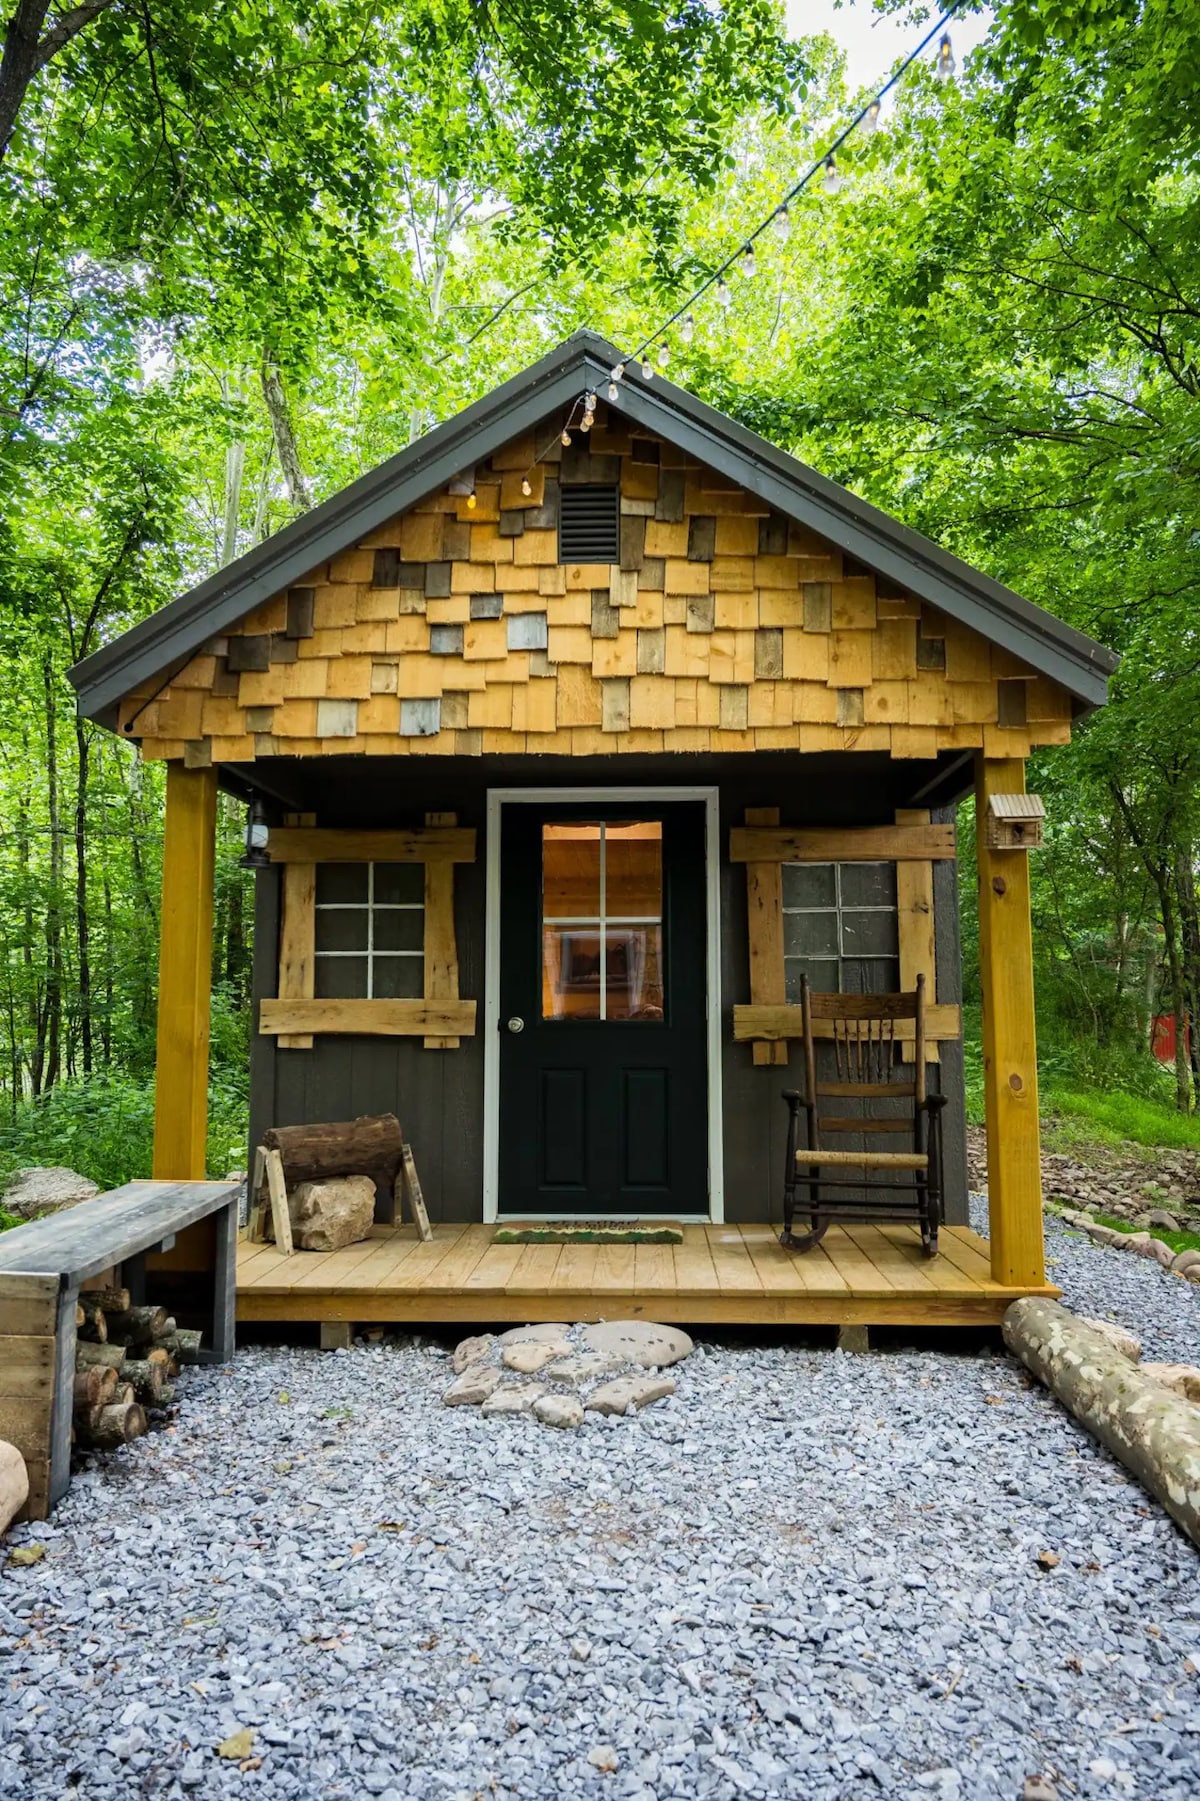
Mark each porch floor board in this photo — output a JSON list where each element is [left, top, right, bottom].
[[236, 1223, 1058, 1328]]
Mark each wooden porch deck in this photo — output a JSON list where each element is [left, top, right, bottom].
[[236, 1222, 1058, 1328]]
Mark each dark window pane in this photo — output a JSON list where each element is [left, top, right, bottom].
[[782, 864, 836, 910], [372, 956, 424, 999], [316, 864, 367, 905], [841, 957, 900, 995], [373, 908, 424, 953], [315, 908, 368, 952], [784, 911, 839, 958], [785, 956, 840, 1001], [374, 863, 424, 904], [839, 862, 897, 908], [841, 910, 899, 957], [315, 955, 368, 997]]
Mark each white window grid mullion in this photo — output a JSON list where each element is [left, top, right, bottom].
[[313, 865, 425, 993]]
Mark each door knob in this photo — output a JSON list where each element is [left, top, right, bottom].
[[507, 1016, 525, 1033]]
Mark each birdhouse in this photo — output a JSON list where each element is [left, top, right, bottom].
[[986, 792, 1045, 850]]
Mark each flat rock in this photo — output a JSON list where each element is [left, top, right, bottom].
[[481, 1382, 546, 1415], [502, 1341, 570, 1374], [453, 1333, 495, 1373], [1141, 1363, 1200, 1403], [533, 1393, 584, 1429], [1, 1165, 98, 1221], [586, 1375, 676, 1415], [580, 1319, 694, 1368], [1147, 1208, 1181, 1230], [543, 1351, 624, 1388], [497, 1323, 571, 1345], [1079, 1317, 1141, 1362], [443, 1366, 502, 1407]]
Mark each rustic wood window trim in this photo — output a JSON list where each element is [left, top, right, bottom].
[[264, 814, 476, 1050], [733, 809, 959, 1055]]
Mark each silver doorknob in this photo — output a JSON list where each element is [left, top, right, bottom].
[[507, 1016, 525, 1033]]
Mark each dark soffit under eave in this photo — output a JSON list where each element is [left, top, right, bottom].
[[69, 329, 1117, 725]]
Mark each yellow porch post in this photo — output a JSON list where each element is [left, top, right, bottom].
[[975, 754, 1044, 1287], [152, 762, 218, 1179]]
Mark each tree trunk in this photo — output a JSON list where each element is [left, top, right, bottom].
[[260, 351, 312, 509], [73, 714, 93, 1076], [42, 654, 62, 1092], [0, 0, 116, 164], [263, 1113, 404, 1190]]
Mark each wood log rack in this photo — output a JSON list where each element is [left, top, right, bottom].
[[0, 1179, 239, 1520]]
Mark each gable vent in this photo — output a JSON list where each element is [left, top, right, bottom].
[[559, 484, 619, 564]]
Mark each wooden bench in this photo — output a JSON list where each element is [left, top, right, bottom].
[[0, 1179, 240, 1520]]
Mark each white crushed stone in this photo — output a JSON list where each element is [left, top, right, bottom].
[[1, 1208, 1198, 1800]]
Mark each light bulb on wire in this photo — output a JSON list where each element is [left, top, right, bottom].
[[580, 411, 592, 432], [822, 155, 842, 196], [773, 206, 790, 241], [657, 343, 669, 369], [606, 382, 619, 402], [640, 357, 654, 380], [741, 244, 757, 279], [680, 312, 695, 343], [716, 278, 732, 308], [521, 475, 532, 497], [466, 491, 477, 509], [936, 33, 955, 81], [863, 98, 882, 133], [561, 428, 572, 447]]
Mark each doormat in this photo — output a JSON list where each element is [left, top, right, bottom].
[[493, 1221, 684, 1244]]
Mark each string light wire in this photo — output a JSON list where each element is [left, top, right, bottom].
[[621, 0, 965, 372]]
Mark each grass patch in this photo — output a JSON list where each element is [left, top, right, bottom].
[[0, 1069, 248, 1203], [1084, 1209, 1200, 1256], [1041, 1086, 1200, 1152]]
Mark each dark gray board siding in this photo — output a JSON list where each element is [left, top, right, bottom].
[[246, 753, 969, 1227]]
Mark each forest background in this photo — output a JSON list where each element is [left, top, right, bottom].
[[1, 0, 1197, 1193]]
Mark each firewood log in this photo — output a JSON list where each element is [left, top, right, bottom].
[[113, 1382, 135, 1405], [76, 1342, 126, 1371], [104, 1304, 169, 1345], [73, 1367, 117, 1408], [145, 1346, 170, 1368], [78, 1402, 146, 1448], [89, 1286, 131, 1313], [264, 1114, 403, 1190], [158, 1383, 177, 1406], [160, 1328, 203, 1363], [77, 1297, 109, 1342], [119, 1359, 164, 1404]]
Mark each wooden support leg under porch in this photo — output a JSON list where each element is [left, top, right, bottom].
[[236, 1222, 1059, 1330]]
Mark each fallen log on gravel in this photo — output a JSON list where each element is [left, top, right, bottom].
[[1003, 1297, 1200, 1550], [80, 1403, 147, 1449]]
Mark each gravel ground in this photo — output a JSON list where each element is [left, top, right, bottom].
[[3, 1216, 1199, 1801]]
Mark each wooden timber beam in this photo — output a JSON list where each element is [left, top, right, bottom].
[[152, 764, 218, 1179], [733, 1002, 961, 1043], [259, 999, 476, 1038], [976, 755, 1044, 1287], [267, 827, 475, 865], [728, 824, 956, 864]]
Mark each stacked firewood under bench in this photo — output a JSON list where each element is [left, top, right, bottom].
[[73, 1291, 204, 1449], [0, 1178, 239, 1520]]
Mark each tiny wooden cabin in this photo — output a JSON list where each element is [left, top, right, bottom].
[[70, 333, 1116, 1331]]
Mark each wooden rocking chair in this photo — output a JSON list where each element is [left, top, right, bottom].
[[780, 974, 946, 1256]]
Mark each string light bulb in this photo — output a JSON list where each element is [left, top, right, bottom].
[[716, 278, 732, 308], [580, 409, 593, 431], [773, 206, 790, 241], [521, 475, 533, 496], [561, 428, 572, 447], [863, 98, 882, 133], [822, 155, 842, 195], [680, 312, 695, 343], [657, 343, 669, 369], [607, 381, 619, 402], [741, 244, 757, 279], [935, 32, 955, 81], [640, 356, 654, 380], [610, 363, 625, 384], [466, 490, 477, 509], [585, 391, 597, 410]]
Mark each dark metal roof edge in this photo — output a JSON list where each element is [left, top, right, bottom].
[[71, 326, 1116, 722]]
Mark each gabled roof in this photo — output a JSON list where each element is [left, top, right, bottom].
[[70, 330, 1117, 725]]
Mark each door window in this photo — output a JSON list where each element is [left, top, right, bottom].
[[541, 821, 664, 1021]]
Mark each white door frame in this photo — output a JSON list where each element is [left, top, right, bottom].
[[483, 785, 724, 1224]]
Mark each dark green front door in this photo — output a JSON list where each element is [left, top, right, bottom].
[[498, 801, 708, 1216]]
